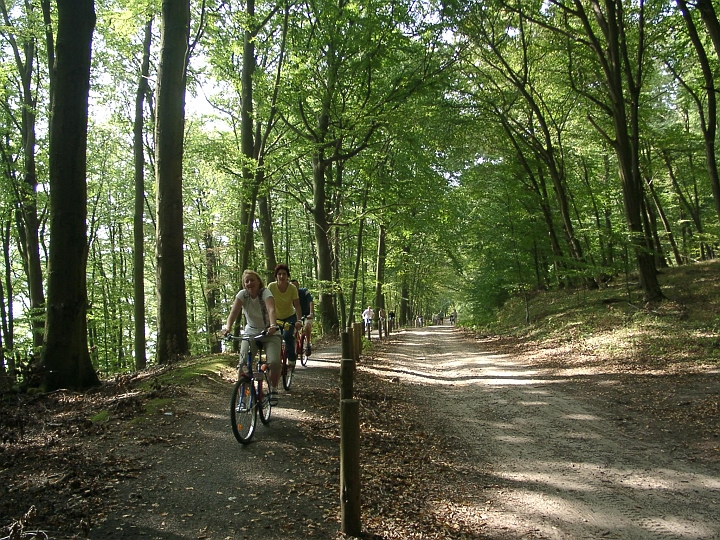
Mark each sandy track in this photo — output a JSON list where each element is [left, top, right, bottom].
[[368, 325, 720, 540]]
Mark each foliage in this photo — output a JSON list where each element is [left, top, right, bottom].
[[3, 0, 720, 383]]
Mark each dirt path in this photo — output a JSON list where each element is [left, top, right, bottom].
[[59, 324, 720, 539], [366, 325, 720, 539]]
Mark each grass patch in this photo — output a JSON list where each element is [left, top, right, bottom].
[[138, 357, 234, 391], [91, 410, 110, 423]]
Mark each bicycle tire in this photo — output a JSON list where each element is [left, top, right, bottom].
[[230, 379, 257, 444], [282, 358, 294, 390], [258, 374, 272, 425], [298, 333, 308, 367]]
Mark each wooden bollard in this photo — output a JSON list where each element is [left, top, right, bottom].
[[340, 398, 361, 536], [340, 358, 355, 401], [352, 322, 363, 360], [342, 331, 352, 360]]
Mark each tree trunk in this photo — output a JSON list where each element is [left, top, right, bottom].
[[155, 0, 190, 363], [1, 220, 12, 379], [313, 156, 339, 335], [0, 0, 47, 349], [205, 231, 221, 353], [41, 0, 99, 390], [373, 225, 386, 310], [258, 192, 276, 278], [133, 19, 152, 370], [677, 0, 720, 229], [574, 1, 663, 301]]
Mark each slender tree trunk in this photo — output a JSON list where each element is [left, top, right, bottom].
[[238, 0, 259, 272], [575, 0, 663, 301], [373, 224, 386, 310], [204, 231, 221, 353], [133, 19, 152, 370], [645, 176, 682, 266], [676, 0, 720, 228], [348, 213, 366, 328], [0, 0, 46, 349], [313, 156, 339, 334], [258, 192, 276, 278], [155, 0, 190, 363], [1, 219, 12, 378], [399, 245, 410, 326], [41, 0, 99, 390]]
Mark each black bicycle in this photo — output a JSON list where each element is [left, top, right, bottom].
[[224, 330, 275, 444]]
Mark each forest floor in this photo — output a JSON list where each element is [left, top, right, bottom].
[[2, 264, 720, 539]]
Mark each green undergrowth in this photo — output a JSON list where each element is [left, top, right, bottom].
[[482, 260, 720, 370], [137, 357, 234, 390]]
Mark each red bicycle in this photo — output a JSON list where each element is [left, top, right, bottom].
[[296, 316, 310, 367], [279, 321, 296, 390]]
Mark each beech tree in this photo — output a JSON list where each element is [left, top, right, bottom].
[[41, 0, 100, 390], [155, 0, 190, 364]]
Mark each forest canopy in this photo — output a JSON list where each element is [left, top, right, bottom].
[[1, 0, 719, 388]]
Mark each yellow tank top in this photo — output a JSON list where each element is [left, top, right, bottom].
[[268, 282, 299, 319]]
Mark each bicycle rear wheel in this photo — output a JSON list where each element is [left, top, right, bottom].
[[282, 357, 294, 390], [230, 379, 257, 444], [258, 374, 272, 425]]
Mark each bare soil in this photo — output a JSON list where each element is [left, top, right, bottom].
[[2, 324, 720, 539]]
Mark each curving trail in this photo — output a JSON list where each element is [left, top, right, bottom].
[[368, 324, 720, 540]]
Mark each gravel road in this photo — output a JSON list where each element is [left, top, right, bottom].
[[366, 324, 720, 540]]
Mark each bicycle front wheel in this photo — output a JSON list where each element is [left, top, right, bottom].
[[298, 334, 308, 367], [282, 358, 294, 390], [258, 374, 272, 425], [230, 379, 257, 444]]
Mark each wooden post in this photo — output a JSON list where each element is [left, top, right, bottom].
[[342, 330, 352, 361], [352, 322, 362, 360], [340, 358, 354, 401], [340, 399, 361, 536]]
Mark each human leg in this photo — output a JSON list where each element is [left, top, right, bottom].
[[282, 318, 297, 365], [260, 334, 282, 392]]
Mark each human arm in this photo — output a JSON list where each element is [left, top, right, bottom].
[[293, 297, 303, 329], [223, 295, 243, 335], [265, 295, 279, 336]]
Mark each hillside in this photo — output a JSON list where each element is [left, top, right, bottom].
[[490, 260, 720, 375]]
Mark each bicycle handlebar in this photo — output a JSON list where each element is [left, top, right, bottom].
[[221, 325, 282, 342]]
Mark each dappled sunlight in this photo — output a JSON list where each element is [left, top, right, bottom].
[[383, 324, 720, 538], [485, 461, 720, 538]]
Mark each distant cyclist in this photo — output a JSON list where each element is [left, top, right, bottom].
[[291, 279, 314, 356], [362, 306, 375, 337], [268, 264, 303, 368]]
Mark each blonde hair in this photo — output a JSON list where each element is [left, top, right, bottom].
[[241, 269, 265, 289]]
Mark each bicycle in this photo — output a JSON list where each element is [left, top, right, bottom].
[[296, 316, 310, 367], [224, 330, 275, 444], [364, 318, 372, 340], [278, 321, 296, 391]]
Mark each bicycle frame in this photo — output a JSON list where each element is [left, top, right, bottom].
[[225, 331, 273, 444]]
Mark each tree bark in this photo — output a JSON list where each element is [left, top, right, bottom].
[[41, 0, 99, 390], [155, 0, 190, 363], [0, 0, 47, 349], [564, 0, 663, 301], [373, 225, 386, 310], [133, 19, 152, 370], [676, 0, 720, 229]]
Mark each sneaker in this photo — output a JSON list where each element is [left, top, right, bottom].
[[269, 391, 279, 406], [305, 343, 312, 356]]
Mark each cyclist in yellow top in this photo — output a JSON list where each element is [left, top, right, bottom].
[[267, 263, 303, 367]]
